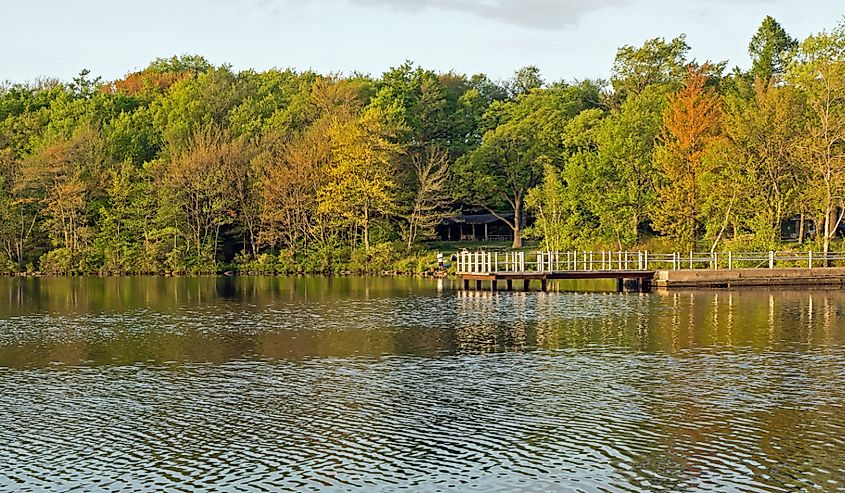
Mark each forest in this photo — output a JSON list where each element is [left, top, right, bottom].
[[2, 16, 845, 275]]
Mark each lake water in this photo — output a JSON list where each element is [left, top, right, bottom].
[[1, 276, 844, 492]]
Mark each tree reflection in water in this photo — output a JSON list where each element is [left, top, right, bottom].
[[1, 277, 845, 491]]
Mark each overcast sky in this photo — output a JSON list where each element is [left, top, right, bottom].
[[2, 0, 842, 84]]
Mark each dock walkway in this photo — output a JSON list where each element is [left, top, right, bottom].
[[456, 250, 845, 292], [457, 251, 654, 292]]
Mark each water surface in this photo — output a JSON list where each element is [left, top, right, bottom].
[[1, 277, 844, 491]]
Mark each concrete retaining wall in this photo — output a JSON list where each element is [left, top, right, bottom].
[[655, 268, 845, 288]]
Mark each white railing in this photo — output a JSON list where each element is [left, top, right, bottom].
[[455, 250, 845, 274]]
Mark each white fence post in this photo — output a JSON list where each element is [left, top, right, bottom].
[[769, 251, 774, 269]]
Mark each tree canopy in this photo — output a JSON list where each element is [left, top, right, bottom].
[[3, 16, 845, 275]]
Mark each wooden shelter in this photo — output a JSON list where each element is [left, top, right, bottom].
[[436, 214, 514, 242]]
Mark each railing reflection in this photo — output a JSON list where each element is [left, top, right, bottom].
[[456, 288, 845, 353]]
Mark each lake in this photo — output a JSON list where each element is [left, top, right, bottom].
[[1, 276, 844, 492]]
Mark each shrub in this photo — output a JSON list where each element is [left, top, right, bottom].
[[300, 241, 351, 274], [232, 252, 278, 274], [275, 250, 297, 275], [39, 248, 75, 275], [0, 258, 15, 275]]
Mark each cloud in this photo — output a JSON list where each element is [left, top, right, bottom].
[[348, 0, 634, 29], [249, 0, 778, 30]]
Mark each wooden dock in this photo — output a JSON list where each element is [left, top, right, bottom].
[[460, 271, 654, 292], [456, 250, 845, 292], [457, 251, 655, 292]]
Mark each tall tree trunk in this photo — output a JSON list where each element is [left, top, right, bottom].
[[363, 204, 370, 252], [16, 242, 23, 271], [214, 226, 220, 271], [631, 212, 639, 245], [406, 220, 415, 250], [824, 203, 832, 266], [512, 200, 523, 249], [799, 213, 805, 245]]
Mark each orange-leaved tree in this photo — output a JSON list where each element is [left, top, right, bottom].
[[653, 64, 724, 252]]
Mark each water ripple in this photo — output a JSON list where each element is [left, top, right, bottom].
[[2, 278, 845, 491], [0, 351, 843, 492]]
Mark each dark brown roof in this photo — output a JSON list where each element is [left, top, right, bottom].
[[441, 213, 513, 226]]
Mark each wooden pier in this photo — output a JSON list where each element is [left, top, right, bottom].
[[456, 250, 845, 292], [457, 251, 655, 292]]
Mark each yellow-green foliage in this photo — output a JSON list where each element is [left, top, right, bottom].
[[3, 18, 845, 276]]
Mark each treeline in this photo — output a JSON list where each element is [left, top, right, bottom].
[[1, 16, 845, 275]]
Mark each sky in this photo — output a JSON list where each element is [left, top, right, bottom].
[[1, 0, 842, 84]]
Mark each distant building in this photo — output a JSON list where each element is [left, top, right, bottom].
[[436, 214, 515, 242], [781, 216, 816, 241], [781, 213, 844, 241]]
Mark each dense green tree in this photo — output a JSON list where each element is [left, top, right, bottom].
[[456, 82, 601, 248], [511, 66, 545, 96], [151, 66, 246, 151], [723, 81, 804, 247], [526, 164, 568, 251], [749, 16, 798, 83], [788, 22, 845, 258], [611, 35, 690, 101], [145, 55, 214, 75], [94, 161, 140, 273], [587, 88, 664, 246]]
